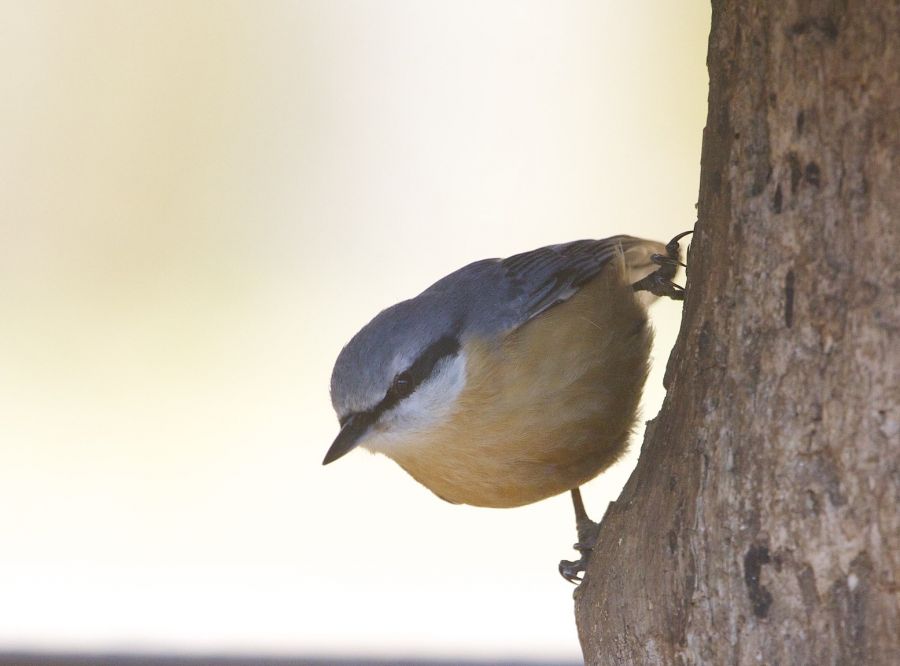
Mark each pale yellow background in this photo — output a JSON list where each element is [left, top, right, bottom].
[[0, 1, 709, 660]]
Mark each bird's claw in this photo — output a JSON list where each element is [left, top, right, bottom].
[[559, 556, 587, 584], [650, 253, 687, 269], [559, 518, 601, 584], [635, 273, 686, 300], [632, 229, 692, 301], [560, 489, 604, 585]]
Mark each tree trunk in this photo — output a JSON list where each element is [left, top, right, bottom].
[[575, 1, 899, 664]]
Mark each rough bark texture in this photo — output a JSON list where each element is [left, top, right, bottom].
[[575, 1, 899, 664]]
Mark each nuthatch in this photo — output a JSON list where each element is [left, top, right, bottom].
[[324, 232, 690, 582]]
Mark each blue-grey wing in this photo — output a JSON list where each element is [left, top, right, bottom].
[[498, 235, 657, 324], [420, 235, 665, 339]]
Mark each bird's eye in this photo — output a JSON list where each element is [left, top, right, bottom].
[[391, 372, 414, 398]]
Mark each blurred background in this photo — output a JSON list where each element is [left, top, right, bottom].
[[0, 1, 709, 663]]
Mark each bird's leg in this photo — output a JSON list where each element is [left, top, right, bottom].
[[631, 229, 693, 301], [559, 487, 601, 584]]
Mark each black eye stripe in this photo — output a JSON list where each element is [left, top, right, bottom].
[[378, 334, 460, 413], [388, 372, 414, 400], [397, 334, 460, 394], [339, 334, 461, 428]]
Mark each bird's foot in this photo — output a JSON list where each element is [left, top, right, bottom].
[[558, 517, 601, 584], [559, 554, 588, 584], [632, 229, 693, 301]]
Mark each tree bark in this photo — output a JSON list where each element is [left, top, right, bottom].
[[575, 1, 899, 664]]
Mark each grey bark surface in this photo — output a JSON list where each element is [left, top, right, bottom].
[[575, 1, 899, 664]]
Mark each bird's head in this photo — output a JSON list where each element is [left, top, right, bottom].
[[324, 294, 468, 465]]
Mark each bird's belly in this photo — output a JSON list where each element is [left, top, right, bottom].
[[388, 404, 631, 508], [377, 271, 652, 508]]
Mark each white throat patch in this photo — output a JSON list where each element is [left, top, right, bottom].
[[361, 351, 468, 455]]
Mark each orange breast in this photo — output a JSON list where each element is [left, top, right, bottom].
[[385, 262, 653, 508]]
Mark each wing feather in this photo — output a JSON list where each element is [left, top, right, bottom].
[[499, 235, 662, 324]]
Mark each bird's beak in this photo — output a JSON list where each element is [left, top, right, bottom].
[[322, 412, 371, 465]]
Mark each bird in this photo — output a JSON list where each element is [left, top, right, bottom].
[[324, 231, 690, 582]]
